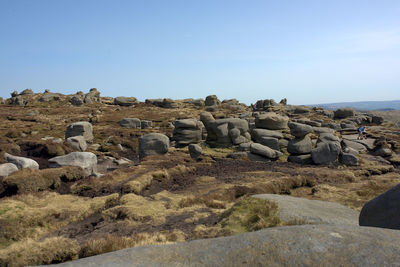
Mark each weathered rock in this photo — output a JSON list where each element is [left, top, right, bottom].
[[334, 108, 355, 119], [70, 96, 83, 106], [114, 97, 138, 106], [39, 92, 60, 102], [162, 98, 179, 108], [50, 224, 400, 267], [199, 112, 215, 128], [279, 98, 287, 105], [49, 152, 97, 176], [288, 154, 312, 164], [373, 148, 392, 157], [250, 143, 282, 159], [257, 136, 280, 150], [173, 119, 204, 147], [84, 88, 101, 104], [119, 118, 141, 129], [66, 136, 88, 151], [65, 122, 93, 143], [342, 139, 367, 153], [252, 194, 358, 225], [229, 128, 247, 145], [318, 133, 341, 145], [9, 96, 26, 106], [288, 122, 312, 138], [192, 98, 205, 107], [0, 163, 19, 177], [205, 95, 220, 106], [359, 183, 400, 230], [238, 142, 252, 151], [4, 153, 39, 170], [278, 138, 289, 150], [255, 112, 288, 130], [188, 144, 202, 159], [313, 127, 335, 135], [140, 120, 152, 129], [251, 128, 283, 141], [339, 152, 358, 166], [293, 106, 311, 114], [312, 142, 341, 165], [288, 136, 312, 154], [11, 90, 18, 97], [139, 133, 170, 159], [19, 88, 34, 95], [205, 118, 249, 147]]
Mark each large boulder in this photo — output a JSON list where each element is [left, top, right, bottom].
[[257, 136, 280, 150], [114, 97, 138, 106], [288, 122, 312, 138], [70, 96, 83, 106], [49, 152, 97, 176], [0, 163, 19, 177], [4, 153, 39, 170], [312, 142, 341, 165], [334, 108, 355, 119], [173, 119, 204, 147], [255, 112, 288, 130], [359, 183, 400, 230], [205, 118, 250, 147], [252, 194, 358, 225], [139, 133, 170, 159], [250, 143, 282, 160], [51, 224, 400, 267], [65, 122, 94, 143], [119, 118, 141, 129], [287, 136, 312, 155]]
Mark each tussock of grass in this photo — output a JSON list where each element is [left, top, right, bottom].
[[80, 231, 185, 258], [178, 196, 226, 209], [3, 167, 85, 194], [201, 146, 235, 158], [0, 192, 119, 246], [0, 237, 80, 267], [220, 197, 281, 235]]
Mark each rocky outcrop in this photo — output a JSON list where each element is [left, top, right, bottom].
[[65, 122, 94, 143], [50, 225, 400, 267], [203, 117, 250, 147], [119, 118, 141, 129], [334, 108, 355, 119], [49, 152, 97, 176], [114, 97, 138, 106], [172, 119, 204, 147], [139, 133, 170, 159], [255, 112, 288, 130]]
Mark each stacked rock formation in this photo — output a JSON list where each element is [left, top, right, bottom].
[[172, 119, 205, 147], [287, 122, 313, 164]]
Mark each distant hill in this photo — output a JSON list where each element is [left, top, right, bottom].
[[312, 100, 400, 111]]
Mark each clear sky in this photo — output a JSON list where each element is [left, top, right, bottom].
[[0, 0, 399, 105]]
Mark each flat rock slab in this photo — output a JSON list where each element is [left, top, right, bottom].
[[50, 224, 400, 267], [342, 135, 375, 150], [252, 194, 359, 225]]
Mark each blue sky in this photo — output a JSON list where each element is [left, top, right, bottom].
[[0, 0, 399, 105]]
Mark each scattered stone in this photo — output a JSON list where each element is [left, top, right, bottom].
[[70, 96, 83, 106], [4, 153, 39, 170], [188, 144, 202, 160], [65, 121, 94, 143], [139, 133, 170, 159], [66, 136, 88, 151], [140, 120, 152, 129], [114, 97, 138, 106], [252, 194, 358, 225], [119, 118, 141, 129], [49, 152, 97, 176], [250, 143, 282, 160], [0, 163, 19, 177], [255, 112, 288, 130]]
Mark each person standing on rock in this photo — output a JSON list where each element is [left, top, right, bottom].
[[362, 126, 367, 139], [357, 126, 363, 140]]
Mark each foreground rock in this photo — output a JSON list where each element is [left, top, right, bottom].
[[359, 183, 400, 230], [139, 133, 170, 159], [49, 152, 97, 176], [252, 194, 358, 225], [0, 163, 19, 177], [65, 122, 94, 143], [4, 153, 39, 170], [50, 224, 400, 267]]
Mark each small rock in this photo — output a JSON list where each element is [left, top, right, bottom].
[[119, 118, 141, 128], [188, 144, 202, 159], [250, 143, 282, 159], [67, 136, 88, 151], [0, 163, 19, 177]]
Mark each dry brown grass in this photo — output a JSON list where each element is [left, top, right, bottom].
[[0, 192, 119, 247], [0, 237, 80, 267], [80, 231, 185, 258]]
